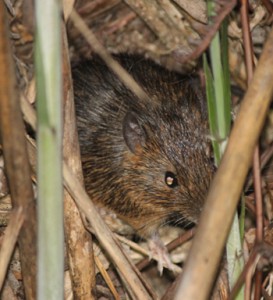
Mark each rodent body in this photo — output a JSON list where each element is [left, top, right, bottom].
[[73, 55, 214, 237]]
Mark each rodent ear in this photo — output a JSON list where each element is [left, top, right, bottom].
[[123, 112, 146, 154]]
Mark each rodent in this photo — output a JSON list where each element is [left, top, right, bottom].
[[72, 55, 215, 238]]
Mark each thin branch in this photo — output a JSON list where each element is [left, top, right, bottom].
[[240, 0, 264, 298], [173, 0, 236, 63], [69, 9, 151, 103]]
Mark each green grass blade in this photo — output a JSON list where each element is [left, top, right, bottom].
[[221, 18, 232, 131], [226, 214, 244, 298], [210, 31, 228, 140], [35, 1, 64, 299], [203, 54, 221, 164], [204, 2, 244, 298]]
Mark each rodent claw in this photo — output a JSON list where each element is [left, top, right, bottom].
[[148, 234, 177, 275]]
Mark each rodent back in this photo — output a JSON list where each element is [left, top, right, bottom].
[[73, 55, 214, 236]]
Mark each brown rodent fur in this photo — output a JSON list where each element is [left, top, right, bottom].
[[73, 55, 214, 238]]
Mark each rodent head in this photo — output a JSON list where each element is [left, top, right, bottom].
[[121, 102, 215, 236]]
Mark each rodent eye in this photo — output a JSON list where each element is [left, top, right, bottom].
[[165, 171, 178, 188]]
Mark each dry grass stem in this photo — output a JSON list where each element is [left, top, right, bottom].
[[94, 255, 120, 300], [0, 207, 24, 290], [70, 9, 151, 103]]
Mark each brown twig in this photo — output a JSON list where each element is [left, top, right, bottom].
[[229, 249, 256, 299], [241, 0, 254, 79], [245, 142, 273, 190], [77, 0, 121, 17], [69, 9, 151, 104], [261, 0, 273, 15], [240, 0, 264, 298], [0, 2, 37, 299], [230, 242, 273, 299], [173, 0, 236, 63], [253, 148, 264, 300], [94, 255, 120, 300], [61, 22, 96, 298], [166, 227, 196, 253]]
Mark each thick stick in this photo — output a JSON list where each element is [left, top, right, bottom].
[[0, 2, 37, 299]]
